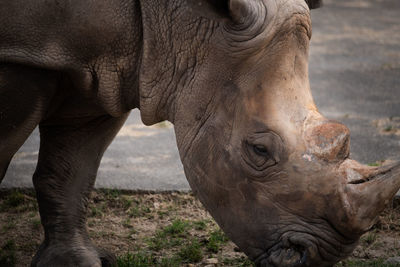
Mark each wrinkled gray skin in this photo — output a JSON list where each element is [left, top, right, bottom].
[[1, 0, 400, 266]]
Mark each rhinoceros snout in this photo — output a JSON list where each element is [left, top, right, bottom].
[[257, 247, 307, 267]]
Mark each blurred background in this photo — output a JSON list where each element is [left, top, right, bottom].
[[1, 0, 399, 191]]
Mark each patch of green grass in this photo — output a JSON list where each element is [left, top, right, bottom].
[[147, 232, 183, 251], [91, 230, 116, 239], [159, 256, 181, 267], [4, 191, 25, 207], [337, 258, 399, 267], [1, 220, 16, 234], [162, 219, 189, 236], [125, 228, 138, 240], [103, 189, 121, 199], [367, 160, 385, 167], [360, 231, 378, 246], [18, 241, 39, 253], [206, 229, 229, 253], [0, 191, 38, 213], [122, 219, 133, 229], [101, 192, 136, 210], [90, 206, 104, 217], [147, 220, 191, 251], [31, 218, 41, 230], [121, 197, 133, 209], [146, 233, 168, 251], [0, 240, 17, 267], [0, 191, 26, 212], [166, 204, 178, 212], [157, 210, 169, 219], [178, 239, 203, 263], [128, 205, 151, 218], [116, 252, 155, 267], [384, 125, 393, 132], [192, 220, 208, 231], [116, 252, 181, 267], [87, 219, 96, 227], [222, 256, 255, 266]]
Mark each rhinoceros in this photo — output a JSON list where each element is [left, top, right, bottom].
[[1, 0, 399, 266]]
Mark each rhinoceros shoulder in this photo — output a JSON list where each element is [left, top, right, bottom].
[[0, 0, 142, 115]]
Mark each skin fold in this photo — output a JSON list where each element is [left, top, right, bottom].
[[1, 0, 399, 266]]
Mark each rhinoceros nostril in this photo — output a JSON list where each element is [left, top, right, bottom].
[[300, 248, 308, 265], [305, 121, 350, 162]]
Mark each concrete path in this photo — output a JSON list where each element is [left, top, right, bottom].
[[1, 113, 186, 191], [1, 0, 399, 191]]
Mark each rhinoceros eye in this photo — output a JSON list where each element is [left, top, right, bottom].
[[242, 132, 284, 174], [253, 144, 269, 157], [249, 143, 276, 169]]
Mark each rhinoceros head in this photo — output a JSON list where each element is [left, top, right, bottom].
[[138, 0, 400, 266]]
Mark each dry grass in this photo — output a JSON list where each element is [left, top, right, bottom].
[[1, 190, 400, 266]]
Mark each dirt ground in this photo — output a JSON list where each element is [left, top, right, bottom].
[[1, 190, 400, 266]]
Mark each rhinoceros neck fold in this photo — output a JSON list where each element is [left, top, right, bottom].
[[138, 0, 219, 125]]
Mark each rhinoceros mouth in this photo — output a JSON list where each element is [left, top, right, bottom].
[[253, 225, 356, 267], [254, 243, 308, 267], [254, 239, 308, 267]]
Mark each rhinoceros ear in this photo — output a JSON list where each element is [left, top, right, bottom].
[[186, 0, 231, 20], [229, 0, 261, 24], [305, 0, 322, 9]]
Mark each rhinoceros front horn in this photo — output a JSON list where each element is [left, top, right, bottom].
[[336, 160, 400, 237]]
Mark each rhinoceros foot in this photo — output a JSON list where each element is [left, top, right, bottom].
[[31, 240, 116, 267]]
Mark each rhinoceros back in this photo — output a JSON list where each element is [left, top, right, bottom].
[[0, 0, 142, 115]]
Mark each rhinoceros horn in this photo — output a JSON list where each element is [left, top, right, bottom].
[[335, 160, 400, 237]]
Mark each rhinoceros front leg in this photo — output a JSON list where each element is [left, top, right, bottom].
[[0, 64, 58, 183], [31, 113, 129, 267]]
